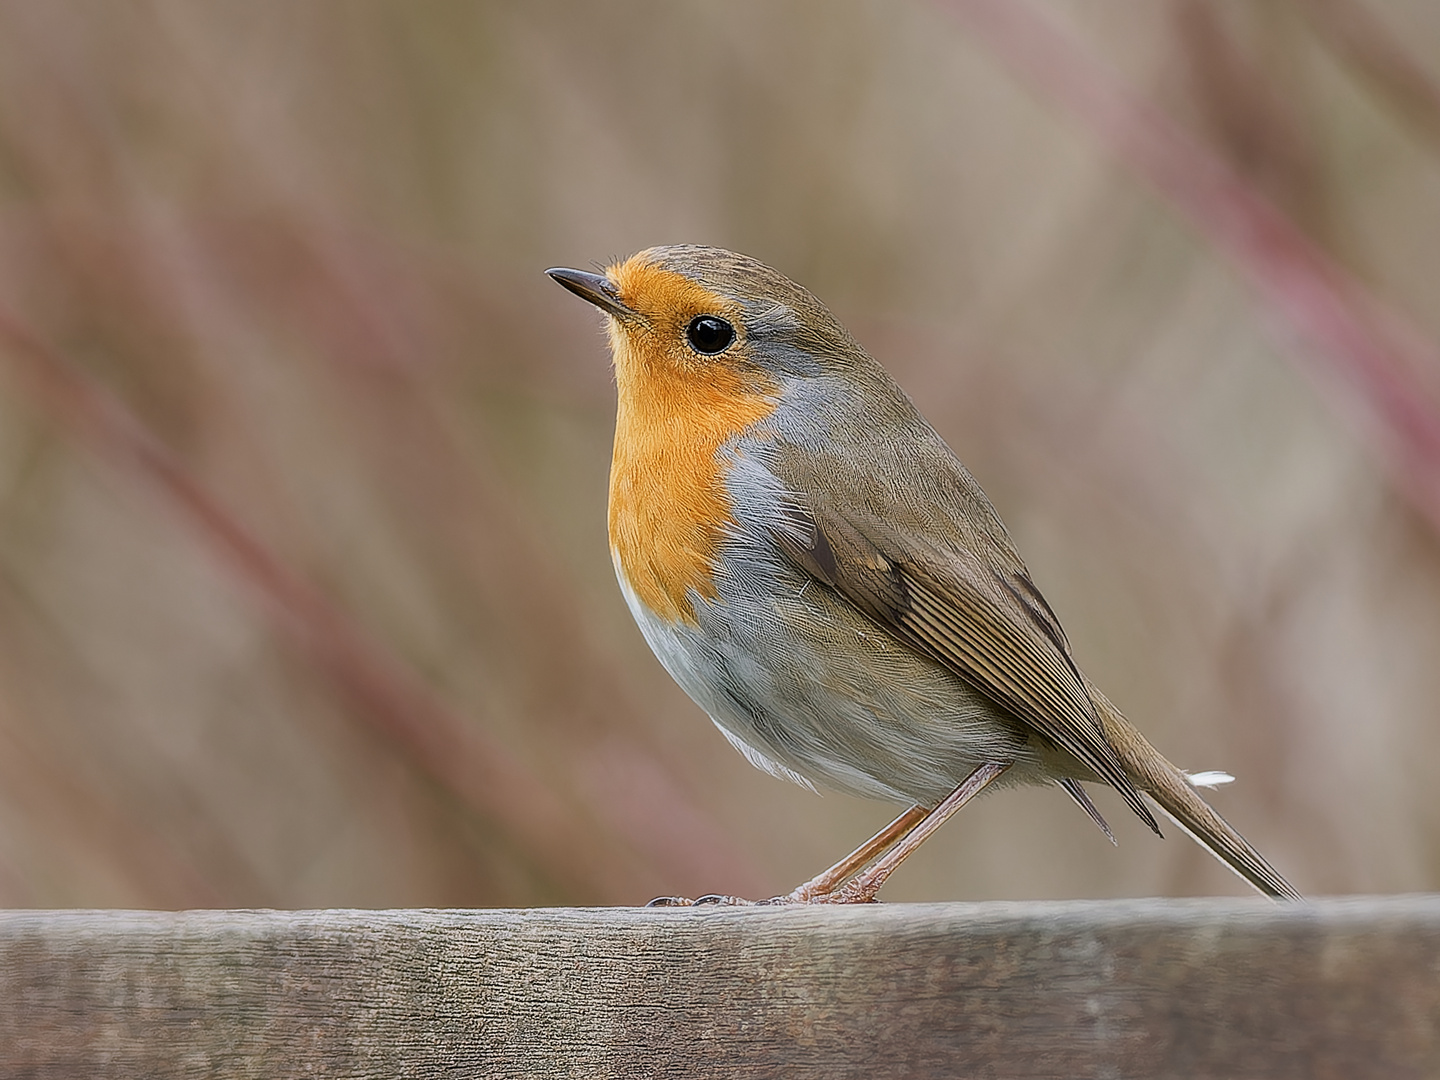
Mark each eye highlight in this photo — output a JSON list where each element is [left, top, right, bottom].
[[685, 315, 735, 355]]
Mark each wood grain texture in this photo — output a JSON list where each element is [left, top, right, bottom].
[[2, 897, 1437, 1079]]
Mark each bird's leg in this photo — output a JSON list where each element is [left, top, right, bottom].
[[826, 761, 1013, 904], [645, 806, 928, 908], [646, 764, 1009, 909], [777, 804, 930, 903]]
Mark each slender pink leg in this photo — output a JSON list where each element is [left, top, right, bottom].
[[826, 761, 1013, 904], [779, 804, 930, 903], [647, 804, 930, 907], [646, 763, 1010, 908]]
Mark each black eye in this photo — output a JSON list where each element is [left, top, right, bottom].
[[686, 315, 735, 355]]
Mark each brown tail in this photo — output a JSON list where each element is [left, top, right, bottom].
[[1086, 679, 1301, 900]]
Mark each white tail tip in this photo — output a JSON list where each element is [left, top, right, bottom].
[[1185, 770, 1235, 789]]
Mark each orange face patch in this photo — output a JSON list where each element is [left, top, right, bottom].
[[604, 253, 777, 624]]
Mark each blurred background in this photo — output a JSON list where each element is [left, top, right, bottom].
[[0, 0, 1438, 908]]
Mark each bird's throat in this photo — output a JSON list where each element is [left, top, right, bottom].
[[607, 332, 776, 625]]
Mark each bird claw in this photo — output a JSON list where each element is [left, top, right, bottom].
[[645, 889, 881, 907], [645, 893, 756, 907], [823, 880, 882, 904]]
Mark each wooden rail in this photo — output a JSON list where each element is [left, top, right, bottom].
[[2, 896, 1436, 1078]]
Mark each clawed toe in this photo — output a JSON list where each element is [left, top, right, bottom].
[[824, 881, 882, 904], [646, 893, 757, 907], [645, 886, 882, 907]]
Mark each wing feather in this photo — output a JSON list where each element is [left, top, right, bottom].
[[774, 494, 1159, 833]]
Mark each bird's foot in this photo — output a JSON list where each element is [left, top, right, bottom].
[[818, 878, 882, 904], [645, 893, 758, 907], [646, 887, 880, 907]]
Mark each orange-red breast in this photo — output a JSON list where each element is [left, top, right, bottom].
[[548, 245, 1298, 903]]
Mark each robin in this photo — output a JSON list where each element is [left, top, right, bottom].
[[548, 245, 1299, 903]]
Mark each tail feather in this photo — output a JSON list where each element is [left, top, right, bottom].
[[1086, 680, 1302, 901], [1058, 776, 1116, 844]]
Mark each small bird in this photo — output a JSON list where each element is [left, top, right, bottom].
[[548, 245, 1299, 903]]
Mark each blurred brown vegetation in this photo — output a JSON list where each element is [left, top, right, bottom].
[[1, 0, 1438, 908]]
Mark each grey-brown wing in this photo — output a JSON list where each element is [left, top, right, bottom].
[[772, 496, 1160, 834]]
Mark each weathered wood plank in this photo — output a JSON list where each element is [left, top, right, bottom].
[[1, 897, 1436, 1079]]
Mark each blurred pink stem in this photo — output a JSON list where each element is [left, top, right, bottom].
[[0, 305, 651, 902], [937, 0, 1440, 532], [1305, 0, 1440, 153]]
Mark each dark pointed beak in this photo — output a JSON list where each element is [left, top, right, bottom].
[[546, 267, 636, 320]]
